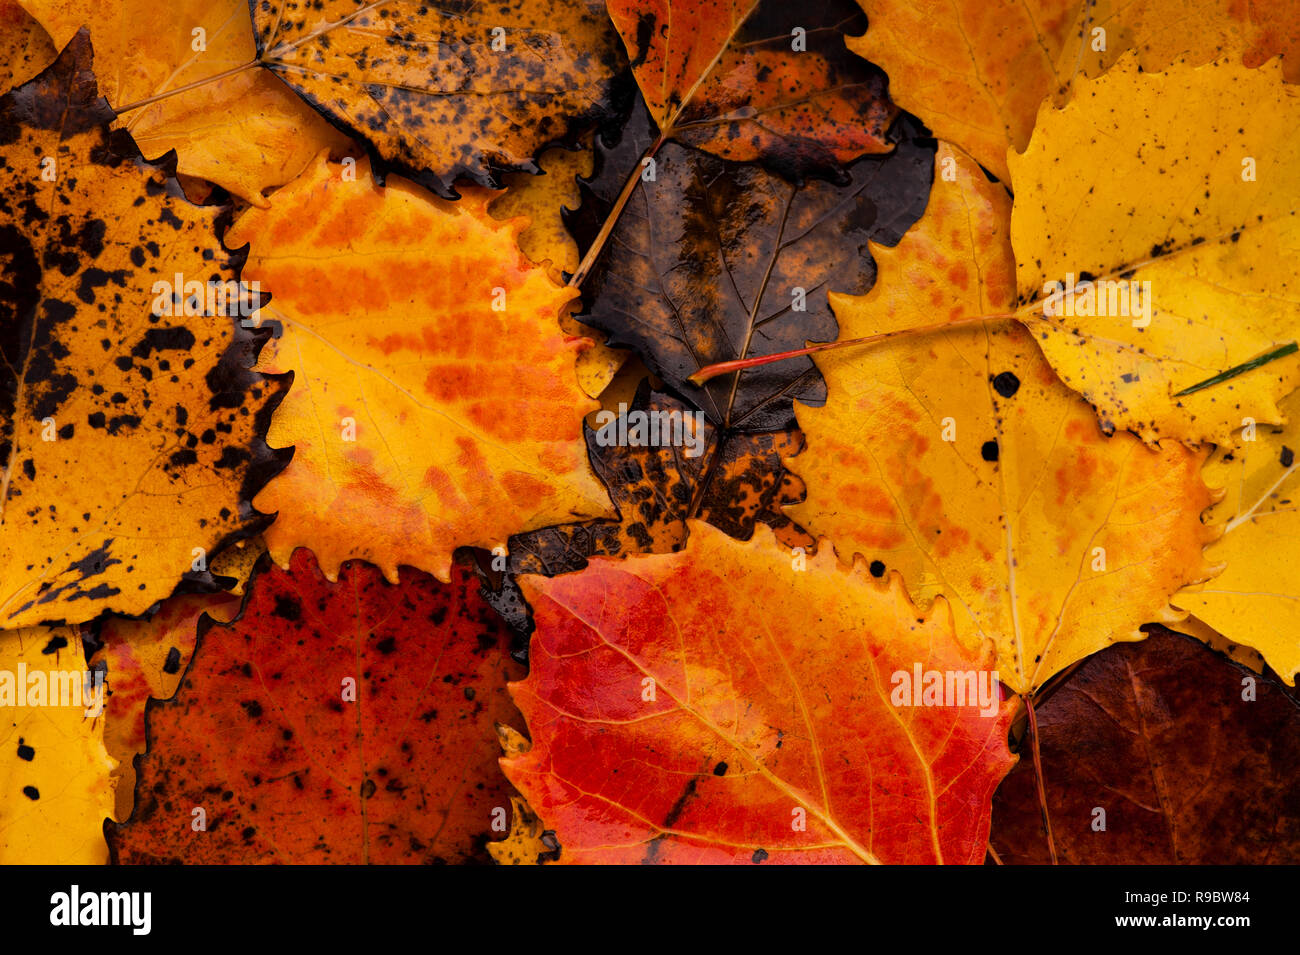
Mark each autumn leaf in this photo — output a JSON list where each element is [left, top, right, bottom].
[[94, 591, 239, 821], [1010, 56, 1300, 447], [854, 0, 1300, 183], [787, 143, 1217, 694], [227, 152, 613, 583], [1, 626, 116, 864], [582, 119, 935, 431], [486, 726, 558, 865], [608, 0, 895, 177], [19, 0, 350, 206], [0, 32, 289, 629], [1174, 386, 1300, 684], [248, 0, 626, 198], [991, 629, 1300, 864], [487, 142, 628, 396], [504, 521, 1016, 864], [509, 381, 810, 576], [109, 548, 527, 864], [0, 0, 54, 93]]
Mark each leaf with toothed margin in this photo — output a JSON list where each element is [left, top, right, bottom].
[[248, 0, 628, 198], [108, 548, 528, 864], [226, 152, 612, 585], [0, 31, 290, 629], [580, 118, 935, 432], [503, 521, 1017, 864]]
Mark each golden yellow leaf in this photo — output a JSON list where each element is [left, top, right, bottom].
[[853, 0, 1300, 182], [1174, 386, 1300, 683], [488, 143, 627, 397], [787, 144, 1217, 693], [487, 725, 556, 865], [0, 626, 116, 863], [1010, 56, 1300, 447], [0, 0, 55, 92], [0, 33, 288, 629], [227, 154, 613, 583], [19, 0, 350, 206]]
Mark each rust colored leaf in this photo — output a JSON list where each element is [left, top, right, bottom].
[[0, 32, 288, 628], [504, 522, 1017, 864], [608, 0, 895, 177], [991, 629, 1300, 864], [509, 381, 810, 576], [109, 549, 527, 864], [582, 118, 934, 431], [249, 0, 627, 197]]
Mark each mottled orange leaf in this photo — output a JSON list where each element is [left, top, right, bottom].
[[20, 0, 350, 205], [227, 153, 612, 583], [249, 0, 625, 197], [504, 522, 1016, 864], [788, 144, 1217, 693], [109, 549, 527, 864], [0, 32, 288, 628], [0, 0, 54, 92]]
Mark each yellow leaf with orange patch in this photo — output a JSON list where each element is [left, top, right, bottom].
[[228, 154, 613, 582], [19, 0, 350, 205], [488, 143, 627, 397], [787, 144, 1218, 693]]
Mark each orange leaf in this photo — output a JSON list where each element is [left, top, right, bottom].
[[504, 522, 1016, 864], [227, 153, 613, 582]]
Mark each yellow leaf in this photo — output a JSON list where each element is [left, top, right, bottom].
[[19, 0, 350, 205], [1175, 386, 1300, 683], [1009, 55, 1300, 447], [0, 627, 116, 863], [227, 154, 614, 583], [0, 33, 288, 629], [788, 143, 1218, 693], [853, 0, 1300, 182], [0, 0, 55, 92]]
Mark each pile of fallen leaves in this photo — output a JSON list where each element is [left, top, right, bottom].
[[1, 0, 1297, 865]]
